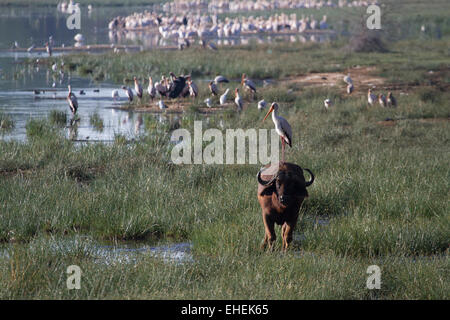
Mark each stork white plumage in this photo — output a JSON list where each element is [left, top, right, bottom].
[[234, 88, 243, 111], [158, 99, 167, 109], [220, 88, 229, 105], [263, 102, 292, 163], [204, 98, 212, 108], [324, 98, 332, 110], [368, 89, 376, 106], [134, 77, 143, 99], [112, 89, 119, 101], [257, 99, 267, 110], [188, 78, 198, 98], [67, 85, 78, 114], [214, 75, 229, 85], [147, 76, 156, 100], [347, 83, 354, 94], [378, 93, 387, 107]]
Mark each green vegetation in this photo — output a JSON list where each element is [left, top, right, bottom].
[[1, 0, 449, 300], [0, 113, 14, 132], [1, 80, 449, 298]]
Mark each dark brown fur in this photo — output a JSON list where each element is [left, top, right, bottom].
[[257, 162, 314, 251]]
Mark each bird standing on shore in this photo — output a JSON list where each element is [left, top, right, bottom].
[[220, 88, 229, 105], [368, 89, 376, 106], [209, 81, 219, 96], [241, 73, 257, 98], [347, 83, 354, 94], [134, 77, 143, 99], [257, 99, 267, 110], [263, 102, 292, 164], [378, 93, 387, 107], [204, 98, 213, 108], [234, 88, 243, 111], [67, 85, 78, 114], [188, 77, 198, 98], [324, 98, 332, 110], [158, 99, 167, 109], [387, 92, 397, 107], [45, 42, 52, 57], [122, 86, 134, 102], [147, 76, 156, 100]]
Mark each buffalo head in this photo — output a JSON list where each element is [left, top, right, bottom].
[[257, 163, 314, 206]]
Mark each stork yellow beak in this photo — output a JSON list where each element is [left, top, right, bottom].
[[263, 105, 274, 122]]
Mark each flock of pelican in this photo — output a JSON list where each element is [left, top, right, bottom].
[[161, 0, 377, 14]]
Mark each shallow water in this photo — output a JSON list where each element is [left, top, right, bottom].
[[1, 237, 193, 265]]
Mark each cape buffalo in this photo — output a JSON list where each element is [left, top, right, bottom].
[[257, 162, 314, 251]]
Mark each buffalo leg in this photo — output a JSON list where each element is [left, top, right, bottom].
[[282, 218, 298, 251], [261, 213, 276, 250]]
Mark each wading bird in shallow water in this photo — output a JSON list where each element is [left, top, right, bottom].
[[134, 77, 143, 99], [67, 85, 78, 115], [122, 86, 134, 102], [111, 89, 119, 101], [263, 102, 292, 164]]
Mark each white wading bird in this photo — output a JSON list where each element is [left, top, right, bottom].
[[147, 76, 156, 100], [158, 99, 167, 109], [324, 98, 332, 110], [214, 75, 229, 85], [347, 83, 354, 94], [111, 89, 119, 101], [234, 88, 243, 111], [378, 93, 387, 107], [134, 77, 143, 99], [204, 98, 212, 108], [220, 88, 229, 105], [257, 99, 267, 110], [263, 102, 292, 164], [387, 92, 397, 107]]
